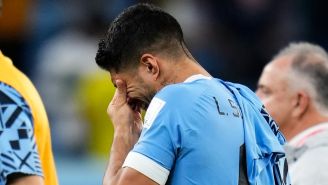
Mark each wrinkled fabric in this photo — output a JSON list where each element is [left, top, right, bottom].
[[221, 80, 291, 185]]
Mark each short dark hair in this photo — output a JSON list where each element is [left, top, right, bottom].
[[95, 3, 186, 72]]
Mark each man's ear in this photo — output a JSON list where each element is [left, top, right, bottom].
[[140, 54, 160, 80], [292, 91, 310, 118]]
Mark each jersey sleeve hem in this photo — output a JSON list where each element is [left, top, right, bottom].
[[122, 151, 170, 185]]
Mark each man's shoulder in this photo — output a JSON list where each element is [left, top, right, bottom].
[[161, 80, 207, 94], [288, 128, 328, 167], [154, 83, 202, 106]]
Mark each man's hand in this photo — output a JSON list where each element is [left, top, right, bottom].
[[103, 79, 143, 185], [107, 79, 142, 143]]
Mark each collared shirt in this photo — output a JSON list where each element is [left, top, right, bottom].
[[289, 122, 328, 148]]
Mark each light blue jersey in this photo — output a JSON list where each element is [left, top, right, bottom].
[[123, 75, 290, 185]]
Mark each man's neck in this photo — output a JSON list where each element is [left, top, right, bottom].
[[165, 57, 211, 84]]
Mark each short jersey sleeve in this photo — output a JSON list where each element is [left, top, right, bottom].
[[0, 82, 43, 184], [123, 96, 179, 185]]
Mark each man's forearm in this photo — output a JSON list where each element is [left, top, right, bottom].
[[103, 79, 143, 185], [7, 174, 44, 185], [103, 128, 138, 185]]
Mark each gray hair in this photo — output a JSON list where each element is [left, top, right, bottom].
[[274, 42, 328, 113]]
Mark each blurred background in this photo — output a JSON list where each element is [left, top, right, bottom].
[[1, 0, 328, 184]]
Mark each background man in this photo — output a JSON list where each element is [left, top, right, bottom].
[[0, 51, 58, 184], [96, 3, 289, 185], [256, 42, 328, 185]]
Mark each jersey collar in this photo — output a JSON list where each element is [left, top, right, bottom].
[[289, 122, 328, 147], [184, 74, 212, 83]]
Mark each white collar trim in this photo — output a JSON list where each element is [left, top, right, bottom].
[[184, 74, 212, 83], [289, 122, 328, 147]]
